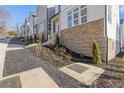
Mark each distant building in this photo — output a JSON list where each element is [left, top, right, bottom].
[[36, 5, 55, 41]]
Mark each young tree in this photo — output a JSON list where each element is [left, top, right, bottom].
[[92, 40, 102, 64]]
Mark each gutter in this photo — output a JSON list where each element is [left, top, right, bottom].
[[105, 5, 108, 63]]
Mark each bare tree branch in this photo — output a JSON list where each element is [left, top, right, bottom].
[[0, 6, 11, 26]]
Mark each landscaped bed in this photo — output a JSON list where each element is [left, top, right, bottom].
[[26, 42, 124, 87], [27, 43, 74, 67]]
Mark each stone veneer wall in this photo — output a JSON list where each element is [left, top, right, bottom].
[[60, 18, 107, 61]]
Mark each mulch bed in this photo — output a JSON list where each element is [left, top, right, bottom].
[[92, 53, 124, 87]]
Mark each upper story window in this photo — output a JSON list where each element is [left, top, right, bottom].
[[67, 5, 87, 28], [58, 5, 61, 12], [80, 5, 87, 9], [80, 6, 87, 23], [81, 16, 87, 23], [108, 6, 112, 24], [73, 8, 79, 26], [67, 12, 72, 27]]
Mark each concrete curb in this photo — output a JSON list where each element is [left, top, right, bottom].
[[0, 38, 10, 78]]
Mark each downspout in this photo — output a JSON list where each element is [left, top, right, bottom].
[[119, 6, 121, 52], [105, 5, 108, 63], [46, 8, 48, 41]]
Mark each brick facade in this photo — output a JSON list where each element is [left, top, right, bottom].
[[60, 18, 107, 61]]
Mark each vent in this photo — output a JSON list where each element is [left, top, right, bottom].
[[67, 64, 88, 73]]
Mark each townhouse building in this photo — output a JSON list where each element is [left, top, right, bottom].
[[28, 12, 37, 39], [33, 16, 38, 35], [20, 5, 55, 42], [20, 18, 30, 39], [36, 5, 55, 41], [49, 5, 120, 62], [49, 5, 61, 39]]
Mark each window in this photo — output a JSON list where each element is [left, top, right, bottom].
[[67, 11, 72, 15], [73, 12, 78, 19], [67, 6, 87, 28], [67, 15, 72, 27], [80, 5, 87, 9], [81, 8, 87, 16], [81, 16, 87, 23], [73, 8, 79, 26], [58, 5, 61, 12], [108, 6, 112, 24], [67, 11, 72, 27], [74, 19, 79, 25], [80, 6, 87, 24], [73, 8, 78, 12]]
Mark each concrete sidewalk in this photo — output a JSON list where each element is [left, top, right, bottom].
[[0, 67, 59, 88], [0, 38, 10, 78]]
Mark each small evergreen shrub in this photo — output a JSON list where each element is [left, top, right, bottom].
[[121, 56, 124, 86], [54, 33, 60, 48], [92, 40, 102, 64], [41, 33, 45, 43], [30, 36, 33, 43], [34, 34, 39, 43]]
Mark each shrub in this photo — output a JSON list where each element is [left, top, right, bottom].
[[92, 40, 102, 64], [29, 36, 33, 43], [34, 34, 39, 43], [41, 33, 45, 43], [54, 33, 60, 48], [121, 56, 124, 86], [59, 46, 66, 56]]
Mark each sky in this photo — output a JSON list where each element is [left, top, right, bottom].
[[2, 5, 36, 31], [1, 5, 124, 31], [121, 6, 124, 19]]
